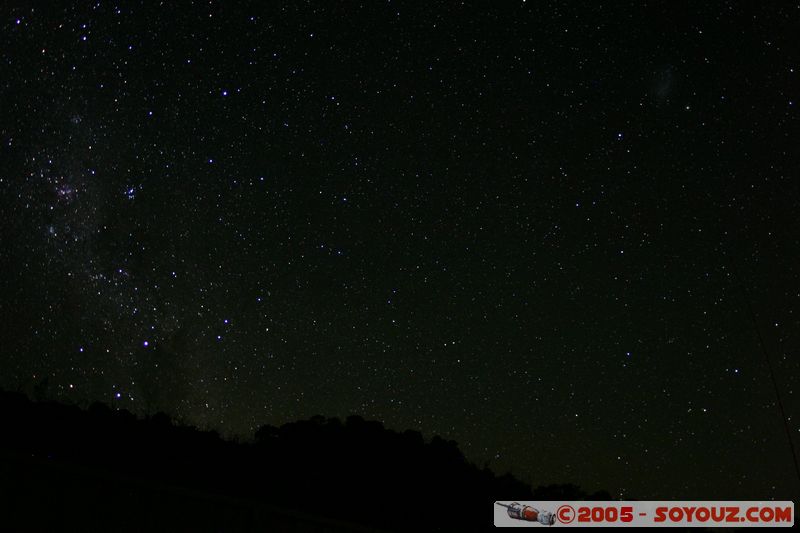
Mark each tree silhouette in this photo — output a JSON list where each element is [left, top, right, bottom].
[[0, 389, 612, 532]]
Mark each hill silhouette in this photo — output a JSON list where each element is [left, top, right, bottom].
[[0, 389, 610, 531]]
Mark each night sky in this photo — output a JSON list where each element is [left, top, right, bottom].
[[1, 1, 798, 501]]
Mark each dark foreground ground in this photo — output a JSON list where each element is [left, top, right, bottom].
[[0, 390, 608, 531]]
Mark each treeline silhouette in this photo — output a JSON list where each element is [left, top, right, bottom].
[[0, 389, 610, 531]]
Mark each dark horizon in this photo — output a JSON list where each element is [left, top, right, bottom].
[[1, 0, 799, 506], [0, 387, 611, 531]]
